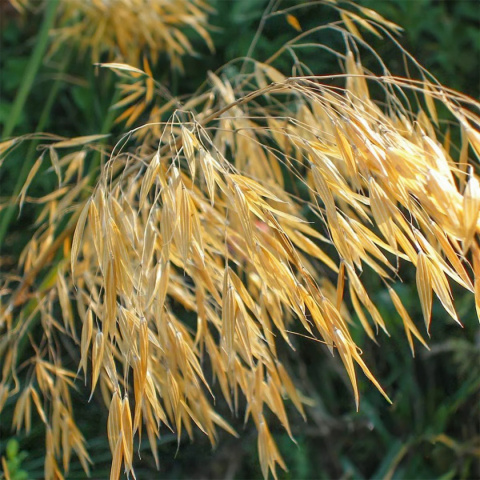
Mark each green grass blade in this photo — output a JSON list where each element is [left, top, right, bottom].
[[2, 0, 60, 139]]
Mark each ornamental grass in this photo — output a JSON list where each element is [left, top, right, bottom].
[[0, 1, 479, 479], [8, 0, 213, 68]]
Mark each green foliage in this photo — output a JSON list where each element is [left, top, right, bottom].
[[356, 0, 480, 98], [1, 439, 29, 480]]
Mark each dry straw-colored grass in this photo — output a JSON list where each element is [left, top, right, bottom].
[[1, 1, 480, 479], [10, 0, 213, 68]]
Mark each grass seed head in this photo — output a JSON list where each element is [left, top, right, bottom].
[[2, 1, 480, 479]]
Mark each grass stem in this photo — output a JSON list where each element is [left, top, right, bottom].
[[2, 0, 60, 139], [0, 48, 69, 248]]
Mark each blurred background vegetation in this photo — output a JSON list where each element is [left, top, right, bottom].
[[0, 0, 479, 478]]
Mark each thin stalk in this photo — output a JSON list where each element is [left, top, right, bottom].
[[2, 0, 60, 139], [9, 216, 78, 363], [9, 85, 121, 361], [0, 52, 71, 247], [88, 87, 121, 182]]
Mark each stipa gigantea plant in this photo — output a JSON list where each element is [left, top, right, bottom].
[[1, 1, 480, 479]]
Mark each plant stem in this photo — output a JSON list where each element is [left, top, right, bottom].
[[8, 82, 120, 361], [2, 0, 60, 139], [88, 87, 121, 181], [0, 51, 70, 248]]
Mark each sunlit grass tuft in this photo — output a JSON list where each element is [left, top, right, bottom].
[[1, 1, 479, 479], [11, 0, 213, 68]]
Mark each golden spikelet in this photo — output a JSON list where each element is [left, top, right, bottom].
[[388, 287, 429, 356], [416, 251, 433, 333]]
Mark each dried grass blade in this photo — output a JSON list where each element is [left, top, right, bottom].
[[286, 14, 302, 32], [349, 285, 376, 343], [416, 252, 433, 334], [99, 62, 146, 76], [71, 198, 91, 280], [388, 287, 429, 356], [369, 178, 397, 250], [18, 154, 43, 213], [53, 134, 109, 148], [77, 309, 93, 384], [424, 83, 439, 127], [341, 11, 363, 41], [121, 395, 133, 474], [462, 174, 480, 253], [49, 146, 61, 185], [473, 243, 480, 321], [350, 348, 391, 404], [429, 222, 473, 291], [276, 362, 306, 420], [222, 268, 236, 366], [110, 435, 123, 480], [139, 152, 160, 209], [336, 261, 345, 311], [90, 332, 105, 399], [429, 260, 460, 325], [107, 391, 122, 454], [232, 183, 255, 253], [333, 328, 359, 410], [199, 148, 216, 205]]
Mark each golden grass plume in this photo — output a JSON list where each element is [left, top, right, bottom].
[[10, 0, 213, 68], [1, 1, 480, 479]]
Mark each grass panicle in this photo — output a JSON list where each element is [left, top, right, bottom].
[[1, 1, 479, 479], [12, 0, 213, 69]]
